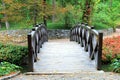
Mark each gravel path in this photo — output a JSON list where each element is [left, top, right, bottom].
[[10, 72, 120, 80]]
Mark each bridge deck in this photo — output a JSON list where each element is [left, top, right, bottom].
[[34, 39, 97, 73]]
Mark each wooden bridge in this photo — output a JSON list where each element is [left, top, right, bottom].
[[27, 23, 103, 73]]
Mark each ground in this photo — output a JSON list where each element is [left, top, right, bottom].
[[10, 72, 120, 80]]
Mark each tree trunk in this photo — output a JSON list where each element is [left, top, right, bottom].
[[0, 20, 1, 28], [52, 0, 56, 22], [82, 0, 89, 23], [113, 26, 116, 32], [1, 0, 10, 29], [82, 0, 92, 25], [4, 14, 10, 29], [109, 0, 116, 32], [110, 0, 112, 7], [5, 20, 10, 29], [43, 0, 47, 26], [34, 0, 37, 26]]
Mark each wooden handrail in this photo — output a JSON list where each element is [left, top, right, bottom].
[[27, 24, 48, 72], [70, 23, 103, 70]]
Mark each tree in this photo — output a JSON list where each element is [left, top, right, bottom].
[[91, 0, 120, 31], [0, 0, 26, 29], [1, 0, 10, 29], [0, 19, 1, 28], [43, 0, 47, 26], [52, 0, 56, 22]]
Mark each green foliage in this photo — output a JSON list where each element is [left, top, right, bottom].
[[54, 3, 83, 29], [48, 22, 65, 29], [0, 0, 26, 22], [0, 0, 120, 30], [66, 4, 83, 26], [93, 22, 111, 30], [111, 58, 120, 73], [0, 62, 21, 76], [101, 58, 120, 73], [0, 43, 28, 65], [101, 64, 113, 72], [1, 0, 82, 29], [103, 53, 112, 63], [92, 0, 120, 29], [64, 11, 73, 28]]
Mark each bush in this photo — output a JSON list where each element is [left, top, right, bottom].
[[0, 62, 21, 76], [102, 36, 120, 73], [111, 58, 120, 73], [0, 43, 28, 65], [102, 36, 120, 63]]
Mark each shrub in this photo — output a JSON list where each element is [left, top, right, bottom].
[[102, 36, 120, 63], [102, 36, 120, 73], [111, 58, 120, 73], [0, 62, 21, 76], [0, 43, 28, 65]]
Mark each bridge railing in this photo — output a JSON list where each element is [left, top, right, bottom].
[[27, 24, 48, 71], [70, 23, 103, 70]]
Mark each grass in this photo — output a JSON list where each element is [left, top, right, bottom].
[[93, 22, 112, 30], [95, 26, 111, 30], [0, 22, 33, 31], [0, 21, 112, 30], [47, 22, 71, 29], [0, 22, 67, 30]]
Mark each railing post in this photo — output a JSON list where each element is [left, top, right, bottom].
[[80, 28, 84, 47], [89, 32, 92, 59], [28, 33, 34, 72], [89, 26, 94, 59], [97, 32, 103, 70], [46, 29, 48, 42], [70, 29, 72, 41]]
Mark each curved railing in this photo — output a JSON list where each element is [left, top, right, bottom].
[[27, 24, 48, 71], [70, 23, 103, 70]]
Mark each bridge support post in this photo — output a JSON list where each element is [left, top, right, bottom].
[[97, 32, 103, 70], [28, 34, 34, 72]]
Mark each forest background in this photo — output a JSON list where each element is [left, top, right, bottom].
[[0, 0, 120, 30]]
